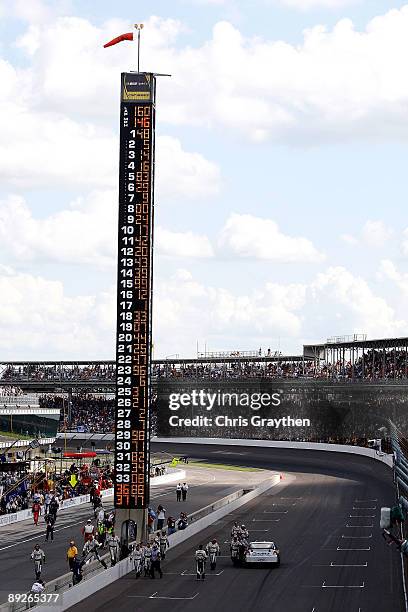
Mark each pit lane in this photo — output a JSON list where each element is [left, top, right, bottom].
[[69, 442, 404, 612]]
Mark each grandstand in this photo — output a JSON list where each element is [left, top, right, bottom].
[[1, 335, 408, 442], [1, 334, 408, 390]]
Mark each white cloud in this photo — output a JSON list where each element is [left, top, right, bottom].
[[340, 220, 392, 248], [0, 110, 116, 190], [156, 227, 214, 258], [311, 266, 406, 339], [0, 21, 221, 194], [361, 220, 392, 247], [154, 265, 406, 356], [153, 269, 305, 356], [0, 263, 404, 359], [11, 9, 408, 144], [277, 0, 357, 9], [219, 213, 324, 262], [340, 233, 358, 245], [1, 0, 61, 24], [0, 192, 217, 266], [0, 89, 220, 194], [0, 192, 116, 266], [156, 136, 221, 199], [0, 267, 115, 359], [401, 228, 408, 257], [378, 259, 408, 298]]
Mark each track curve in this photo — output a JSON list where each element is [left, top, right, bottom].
[[70, 442, 404, 612]]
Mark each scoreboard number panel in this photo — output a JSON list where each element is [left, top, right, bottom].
[[114, 72, 156, 509]]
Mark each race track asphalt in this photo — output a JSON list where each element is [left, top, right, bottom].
[[69, 442, 405, 612], [0, 467, 245, 605]]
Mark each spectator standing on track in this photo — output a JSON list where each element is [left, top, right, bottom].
[[32, 500, 41, 526], [97, 520, 106, 546], [159, 531, 169, 560], [71, 554, 83, 585], [167, 515, 176, 535], [67, 541, 78, 570], [82, 535, 108, 569], [177, 511, 188, 530], [181, 483, 189, 501], [106, 531, 120, 566], [30, 579, 45, 594], [44, 513, 56, 541], [156, 505, 166, 530], [176, 483, 182, 502], [147, 508, 155, 534], [82, 519, 95, 542], [44, 492, 51, 515], [49, 495, 59, 522], [31, 544, 45, 579], [97, 506, 105, 524], [150, 544, 163, 579]]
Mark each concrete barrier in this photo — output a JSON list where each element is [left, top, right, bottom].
[[0, 509, 31, 527], [153, 436, 394, 468], [25, 474, 281, 612], [151, 468, 186, 486], [57, 432, 393, 470]]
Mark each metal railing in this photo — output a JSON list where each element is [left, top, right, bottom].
[[388, 420, 408, 610], [326, 333, 367, 344]]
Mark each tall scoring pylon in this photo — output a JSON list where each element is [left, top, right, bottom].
[[104, 26, 155, 544]]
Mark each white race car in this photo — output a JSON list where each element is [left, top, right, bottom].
[[245, 541, 280, 566]]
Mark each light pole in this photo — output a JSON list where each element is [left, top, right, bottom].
[[134, 23, 144, 73]]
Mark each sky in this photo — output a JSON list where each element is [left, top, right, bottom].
[[0, 0, 408, 359]]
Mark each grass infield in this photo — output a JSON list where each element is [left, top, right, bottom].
[[188, 460, 263, 472]]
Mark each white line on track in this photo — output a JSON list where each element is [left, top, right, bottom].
[[349, 515, 375, 518], [322, 581, 365, 589], [252, 518, 280, 522], [345, 524, 373, 528], [312, 562, 368, 567], [181, 570, 224, 576], [352, 507, 376, 510], [251, 529, 269, 532], [280, 496, 303, 499], [263, 511, 288, 514], [330, 562, 368, 567], [355, 499, 377, 502], [341, 535, 372, 539], [337, 546, 370, 551], [0, 519, 85, 551], [129, 592, 199, 600]]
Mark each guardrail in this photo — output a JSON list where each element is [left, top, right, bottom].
[[388, 421, 408, 611]]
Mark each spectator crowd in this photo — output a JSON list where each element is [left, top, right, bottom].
[[0, 385, 23, 396], [0, 460, 113, 517], [40, 394, 115, 433], [1, 347, 408, 386], [153, 349, 408, 381]]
